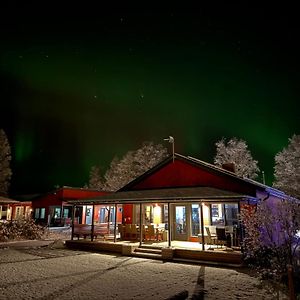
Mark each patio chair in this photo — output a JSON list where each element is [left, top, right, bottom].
[[146, 225, 156, 241], [216, 227, 227, 248], [118, 224, 125, 240], [205, 226, 217, 248], [130, 224, 139, 240], [141, 225, 148, 240], [124, 224, 131, 240]]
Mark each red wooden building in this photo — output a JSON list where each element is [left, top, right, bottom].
[[0, 196, 32, 221], [69, 153, 288, 250], [31, 186, 110, 226]]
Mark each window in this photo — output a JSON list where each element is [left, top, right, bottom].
[[110, 207, 115, 223], [144, 205, 153, 224], [40, 208, 46, 219], [163, 204, 168, 223], [175, 206, 186, 234], [211, 204, 225, 226], [100, 207, 106, 223], [54, 207, 61, 218], [209, 203, 239, 226], [15, 206, 24, 218], [35, 208, 40, 219], [34, 208, 46, 219], [224, 204, 239, 225], [63, 208, 71, 218]]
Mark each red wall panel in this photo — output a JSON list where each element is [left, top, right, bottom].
[[130, 160, 255, 196], [123, 204, 133, 223]]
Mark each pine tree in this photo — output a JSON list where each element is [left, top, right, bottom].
[[0, 129, 12, 196], [214, 137, 260, 179], [273, 134, 300, 198], [92, 142, 168, 192]]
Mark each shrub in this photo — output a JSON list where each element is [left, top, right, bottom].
[[0, 218, 46, 241]]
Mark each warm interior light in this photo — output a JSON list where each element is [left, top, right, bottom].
[[203, 204, 210, 226], [153, 205, 161, 224]]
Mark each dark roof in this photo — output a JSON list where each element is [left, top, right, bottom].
[[0, 196, 20, 204], [68, 186, 254, 205]]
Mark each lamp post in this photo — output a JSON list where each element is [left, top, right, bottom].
[[164, 136, 175, 162]]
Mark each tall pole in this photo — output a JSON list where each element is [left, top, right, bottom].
[[164, 136, 175, 163], [262, 171, 266, 185], [172, 139, 175, 162]]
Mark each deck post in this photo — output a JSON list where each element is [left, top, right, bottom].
[[200, 201, 205, 250], [139, 203, 142, 247], [71, 205, 75, 240], [91, 204, 95, 241], [238, 201, 242, 247], [168, 202, 171, 247], [113, 203, 117, 243]]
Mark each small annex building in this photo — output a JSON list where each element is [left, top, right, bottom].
[[0, 196, 32, 221], [31, 186, 109, 227]]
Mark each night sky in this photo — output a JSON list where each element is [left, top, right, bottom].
[[1, 5, 299, 195]]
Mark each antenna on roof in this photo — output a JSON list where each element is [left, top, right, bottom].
[[164, 136, 175, 162], [262, 171, 266, 185]]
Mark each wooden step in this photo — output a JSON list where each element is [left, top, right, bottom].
[[132, 252, 162, 260], [133, 247, 163, 259], [139, 245, 163, 250], [134, 247, 162, 255]]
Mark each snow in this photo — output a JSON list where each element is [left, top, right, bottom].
[[0, 242, 288, 300]]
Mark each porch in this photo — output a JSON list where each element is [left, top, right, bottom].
[[65, 239, 243, 266], [67, 187, 254, 265]]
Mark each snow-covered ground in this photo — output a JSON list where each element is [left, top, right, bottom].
[[0, 241, 288, 300]]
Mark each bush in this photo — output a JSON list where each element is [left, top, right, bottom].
[[241, 199, 300, 297], [243, 244, 294, 281], [0, 218, 46, 242]]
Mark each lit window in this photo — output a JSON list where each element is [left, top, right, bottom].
[[40, 208, 46, 219], [35, 208, 40, 219]]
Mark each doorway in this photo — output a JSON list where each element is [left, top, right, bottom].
[[173, 205, 188, 240]]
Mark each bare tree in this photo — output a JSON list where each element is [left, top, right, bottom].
[[214, 137, 260, 179], [0, 129, 12, 196], [274, 134, 300, 199]]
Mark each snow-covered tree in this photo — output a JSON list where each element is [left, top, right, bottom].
[[214, 137, 260, 179], [273, 134, 300, 199], [93, 142, 168, 191], [241, 198, 300, 286], [88, 165, 105, 190], [0, 129, 12, 196]]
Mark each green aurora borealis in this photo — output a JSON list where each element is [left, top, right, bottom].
[[1, 8, 299, 194]]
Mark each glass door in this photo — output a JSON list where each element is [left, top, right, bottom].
[[191, 204, 201, 237], [174, 205, 188, 240]]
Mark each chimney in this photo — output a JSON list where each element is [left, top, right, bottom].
[[222, 163, 235, 173]]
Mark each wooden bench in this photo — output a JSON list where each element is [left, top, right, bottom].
[[73, 224, 110, 240]]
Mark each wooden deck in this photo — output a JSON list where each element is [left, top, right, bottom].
[[65, 239, 242, 267]]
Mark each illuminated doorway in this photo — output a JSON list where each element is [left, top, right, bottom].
[[173, 205, 188, 240]]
